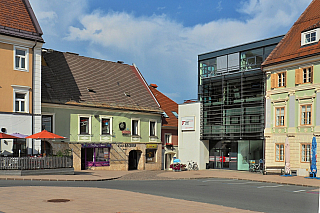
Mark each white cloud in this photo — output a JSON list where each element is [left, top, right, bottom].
[[30, 0, 312, 103]]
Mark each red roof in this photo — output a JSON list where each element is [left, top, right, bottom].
[[262, 0, 320, 67], [149, 85, 178, 128], [0, 0, 43, 41]]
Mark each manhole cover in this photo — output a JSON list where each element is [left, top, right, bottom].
[[47, 199, 70, 203]]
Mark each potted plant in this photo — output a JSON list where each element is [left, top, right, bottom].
[[170, 163, 186, 172]]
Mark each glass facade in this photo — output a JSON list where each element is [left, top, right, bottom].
[[199, 37, 282, 171]]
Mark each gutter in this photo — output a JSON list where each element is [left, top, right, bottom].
[[31, 40, 37, 155]]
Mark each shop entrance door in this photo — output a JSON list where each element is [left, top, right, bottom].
[[213, 148, 230, 169], [128, 150, 138, 170]]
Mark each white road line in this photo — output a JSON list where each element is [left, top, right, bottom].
[[202, 179, 236, 182], [257, 185, 283, 188], [227, 182, 247, 184], [293, 190, 306, 193]]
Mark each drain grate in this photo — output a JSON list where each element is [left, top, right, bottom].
[[47, 199, 71, 203]]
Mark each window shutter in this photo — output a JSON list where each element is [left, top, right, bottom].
[[284, 72, 287, 87], [311, 66, 314, 83], [295, 68, 302, 84], [271, 73, 276, 89]]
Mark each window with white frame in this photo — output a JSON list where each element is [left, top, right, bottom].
[[301, 143, 311, 162], [79, 116, 91, 135], [165, 133, 172, 145], [101, 117, 111, 135], [149, 120, 157, 137], [301, 29, 319, 46], [14, 47, 28, 71], [131, 119, 140, 136], [303, 67, 313, 83], [12, 85, 29, 113], [278, 72, 286, 87]]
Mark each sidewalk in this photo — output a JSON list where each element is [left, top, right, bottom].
[[0, 169, 320, 187], [0, 169, 318, 213]]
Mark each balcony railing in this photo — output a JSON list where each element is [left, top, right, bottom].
[[0, 156, 73, 170]]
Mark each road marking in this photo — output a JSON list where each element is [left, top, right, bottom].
[[293, 190, 306, 193], [227, 182, 247, 184], [202, 179, 236, 182], [257, 185, 283, 188]]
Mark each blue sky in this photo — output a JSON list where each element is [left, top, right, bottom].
[[29, 0, 312, 104]]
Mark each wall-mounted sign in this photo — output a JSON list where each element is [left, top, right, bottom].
[[119, 122, 126, 131], [117, 143, 136, 147], [181, 116, 195, 131], [146, 144, 158, 149]]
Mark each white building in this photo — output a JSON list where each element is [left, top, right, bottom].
[[178, 101, 209, 170]]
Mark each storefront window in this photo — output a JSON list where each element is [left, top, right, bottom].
[[82, 144, 111, 168], [146, 149, 156, 163]]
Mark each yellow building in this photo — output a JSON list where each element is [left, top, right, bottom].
[[0, 0, 44, 156]]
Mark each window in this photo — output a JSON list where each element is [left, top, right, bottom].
[[275, 144, 284, 162], [301, 105, 312, 125], [301, 29, 320, 46], [146, 149, 157, 163], [172, 111, 178, 119], [12, 85, 30, 113], [14, 47, 28, 71], [101, 118, 110, 135], [15, 93, 26, 112], [80, 116, 90, 135], [301, 144, 311, 162], [271, 72, 286, 88], [42, 115, 53, 132], [275, 107, 285, 126], [149, 120, 156, 137], [165, 133, 172, 145], [295, 67, 313, 84], [162, 112, 169, 118], [278, 72, 286, 87], [131, 119, 140, 136]]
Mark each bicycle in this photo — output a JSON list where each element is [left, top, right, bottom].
[[187, 161, 199, 171]]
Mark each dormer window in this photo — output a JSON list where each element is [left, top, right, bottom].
[[301, 28, 319, 46]]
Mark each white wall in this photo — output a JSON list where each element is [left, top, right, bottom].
[[178, 102, 209, 170]]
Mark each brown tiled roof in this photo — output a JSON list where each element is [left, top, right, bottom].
[[0, 0, 43, 42], [41, 50, 161, 113], [149, 84, 178, 128], [262, 0, 320, 67]]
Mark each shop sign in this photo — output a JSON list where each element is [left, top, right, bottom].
[[82, 143, 111, 148], [146, 144, 158, 149], [118, 143, 136, 147], [181, 116, 195, 131]]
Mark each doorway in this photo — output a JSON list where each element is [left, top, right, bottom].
[[81, 148, 93, 170], [128, 150, 140, 170]]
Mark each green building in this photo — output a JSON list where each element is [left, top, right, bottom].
[[262, 0, 320, 176], [41, 49, 162, 171]]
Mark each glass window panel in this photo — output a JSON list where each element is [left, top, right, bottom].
[[80, 117, 89, 134], [16, 93, 25, 99], [16, 49, 25, 56], [15, 56, 20, 68], [15, 101, 19, 112], [20, 101, 25, 112], [21, 58, 25, 69], [150, 121, 155, 136], [101, 118, 110, 134]]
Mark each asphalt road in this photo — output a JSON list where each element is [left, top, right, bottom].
[[0, 178, 318, 213]]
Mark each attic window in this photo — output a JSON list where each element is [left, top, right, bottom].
[[172, 111, 178, 119], [301, 29, 319, 46], [162, 112, 169, 118]]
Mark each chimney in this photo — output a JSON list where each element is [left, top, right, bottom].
[[150, 84, 158, 88]]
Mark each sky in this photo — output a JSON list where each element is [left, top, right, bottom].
[[29, 0, 312, 104]]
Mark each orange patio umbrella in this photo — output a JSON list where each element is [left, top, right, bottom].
[[0, 133, 20, 139], [25, 130, 66, 140]]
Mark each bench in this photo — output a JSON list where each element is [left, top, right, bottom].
[[263, 166, 284, 175]]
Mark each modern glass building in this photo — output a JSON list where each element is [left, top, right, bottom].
[[198, 35, 283, 171]]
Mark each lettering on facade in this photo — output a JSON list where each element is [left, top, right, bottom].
[[117, 143, 137, 147]]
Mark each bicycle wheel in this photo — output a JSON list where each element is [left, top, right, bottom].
[[188, 163, 193, 170], [193, 164, 199, 170]]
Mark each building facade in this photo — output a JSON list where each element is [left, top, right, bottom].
[[149, 84, 178, 170], [0, 0, 44, 156], [41, 50, 162, 171], [178, 101, 209, 170], [262, 0, 320, 176], [198, 36, 283, 171]]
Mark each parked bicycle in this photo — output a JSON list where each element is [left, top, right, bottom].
[[187, 161, 199, 171]]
